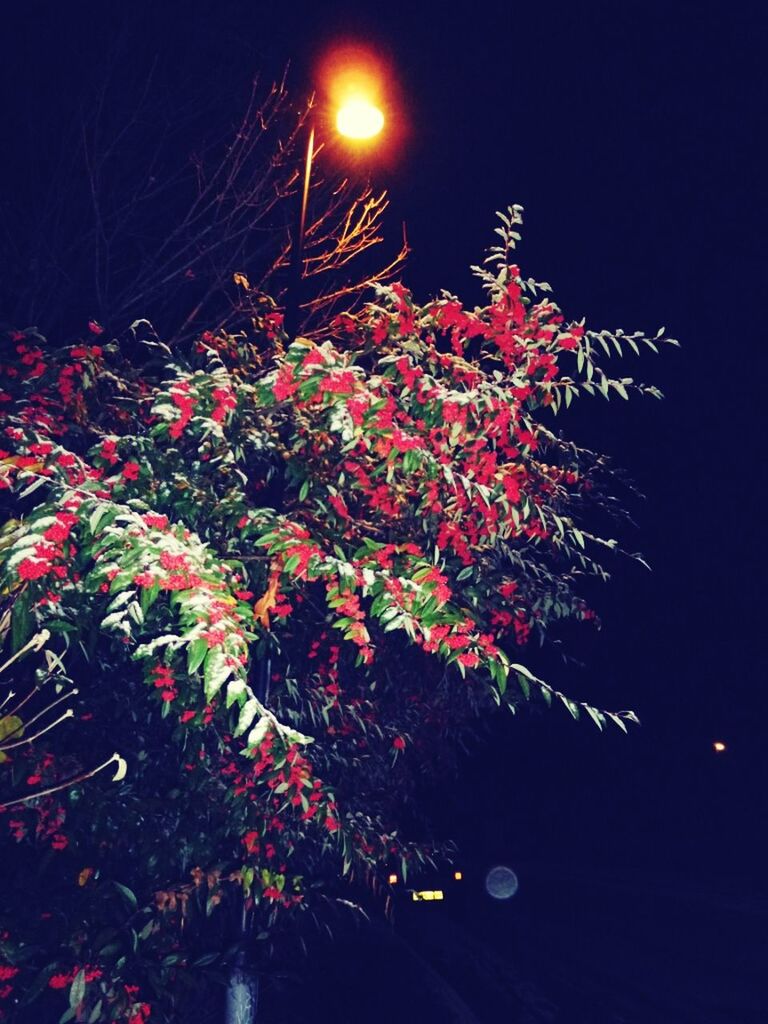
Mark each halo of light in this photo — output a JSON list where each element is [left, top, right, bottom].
[[485, 865, 519, 900], [316, 44, 393, 147], [336, 98, 385, 140]]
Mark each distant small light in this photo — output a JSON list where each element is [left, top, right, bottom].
[[388, 873, 398, 884], [713, 741, 727, 753], [336, 98, 385, 140], [454, 870, 463, 881], [411, 889, 444, 901]]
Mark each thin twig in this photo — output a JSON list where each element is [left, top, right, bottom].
[[0, 750, 125, 811]]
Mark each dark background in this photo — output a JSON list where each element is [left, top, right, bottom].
[[3, 0, 767, 1016]]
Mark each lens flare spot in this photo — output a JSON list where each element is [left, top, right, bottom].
[[485, 865, 519, 900]]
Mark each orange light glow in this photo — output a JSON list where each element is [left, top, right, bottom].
[[317, 44, 390, 145], [713, 741, 727, 753], [454, 871, 463, 881], [388, 873, 398, 884]]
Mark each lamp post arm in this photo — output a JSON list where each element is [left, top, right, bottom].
[[285, 121, 316, 341]]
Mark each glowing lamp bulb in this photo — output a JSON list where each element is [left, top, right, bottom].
[[388, 873, 398, 884], [336, 98, 384, 140], [713, 741, 727, 753]]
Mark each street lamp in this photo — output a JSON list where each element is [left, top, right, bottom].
[[336, 98, 385, 140], [284, 55, 387, 341]]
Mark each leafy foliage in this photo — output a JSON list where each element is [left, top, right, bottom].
[[0, 206, 675, 1021]]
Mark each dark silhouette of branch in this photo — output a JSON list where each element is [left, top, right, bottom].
[[1, 46, 406, 344]]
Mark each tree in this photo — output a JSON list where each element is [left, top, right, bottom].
[[0, 58, 406, 347], [0, 204, 675, 1022]]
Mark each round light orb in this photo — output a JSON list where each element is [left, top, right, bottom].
[[485, 865, 519, 900], [336, 98, 385, 140]]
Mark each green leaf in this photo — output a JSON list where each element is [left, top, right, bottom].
[[112, 881, 138, 912], [516, 672, 530, 699], [495, 663, 507, 696], [234, 697, 259, 737], [193, 952, 220, 967], [128, 601, 144, 625], [0, 715, 23, 757], [283, 554, 301, 575], [204, 648, 230, 701], [14, 964, 54, 1008], [100, 610, 128, 630], [187, 637, 208, 675], [89, 504, 109, 534], [558, 694, 580, 720], [246, 716, 270, 750], [68, 969, 86, 1010], [584, 705, 605, 730], [11, 593, 31, 653], [17, 475, 49, 500], [106, 589, 134, 614]]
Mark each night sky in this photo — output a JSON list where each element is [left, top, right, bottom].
[[4, 0, 767, 970]]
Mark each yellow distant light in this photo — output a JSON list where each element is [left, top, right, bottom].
[[336, 98, 385, 140], [713, 741, 727, 753], [454, 870, 463, 881], [388, 873, 398, 884], [411, 889, 444, 902]]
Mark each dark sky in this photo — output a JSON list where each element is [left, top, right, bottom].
[[3, 0, 766, 879]]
